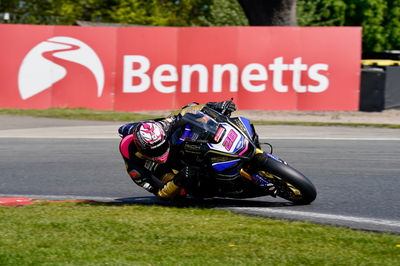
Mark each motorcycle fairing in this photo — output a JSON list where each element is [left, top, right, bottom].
[[230, 117, 254, 139], [266, 152, 286, 164], [208, 123, 248, 155], [212, 159, 241, 172], [238, 117, 254, 138], [176, 125, 193, 144]]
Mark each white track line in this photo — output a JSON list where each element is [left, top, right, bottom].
[[0, 136, 118, 139], [263, 137, 400, 141], [2, 194, 399, 229], [227, 207, 400, 228]]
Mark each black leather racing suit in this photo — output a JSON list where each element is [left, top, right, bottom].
[[118, 102, 235, 199]]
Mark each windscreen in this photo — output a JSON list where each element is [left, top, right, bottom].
[[182, 112, 219, 137]]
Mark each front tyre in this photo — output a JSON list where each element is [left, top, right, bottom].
[[260, 157, 317, 205]]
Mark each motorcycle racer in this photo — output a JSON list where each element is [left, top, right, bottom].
[[118, 101, 236, 199]]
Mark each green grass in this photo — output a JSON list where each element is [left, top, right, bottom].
[[0, 108, 156, 122], [0, 202, 399, 265], [1, 108, 399, 128]]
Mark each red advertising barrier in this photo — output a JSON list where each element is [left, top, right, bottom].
[[0, 24, 361, 111]]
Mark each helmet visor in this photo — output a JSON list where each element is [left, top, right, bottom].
[[141, 140, 170, 163]]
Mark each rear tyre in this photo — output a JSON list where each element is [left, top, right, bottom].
[[260, 158, 317, 205]]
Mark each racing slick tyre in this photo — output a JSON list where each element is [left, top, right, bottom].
[[261, 157, 317, 205]]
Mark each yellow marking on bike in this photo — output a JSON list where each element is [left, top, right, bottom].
[[259, 171, 302, 199], [239, 169, 253, 181], [205, 150, 239, 158], [255, 148, 264, 154], [286, 183, 302, 197]]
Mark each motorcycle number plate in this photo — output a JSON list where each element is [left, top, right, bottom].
[[208, 124, 244, 155]]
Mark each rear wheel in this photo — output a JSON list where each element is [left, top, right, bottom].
[[259, 158, 317, 205]]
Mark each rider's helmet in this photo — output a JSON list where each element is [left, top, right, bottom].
[[132, 121, 169, 163]]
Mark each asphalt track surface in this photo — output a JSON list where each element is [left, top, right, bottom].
[[1, 115, 400, 234]]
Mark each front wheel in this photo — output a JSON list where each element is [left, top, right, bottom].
[[259, 157, 317, 205]]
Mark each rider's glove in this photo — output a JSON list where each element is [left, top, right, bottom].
[[118, 123, 135, 138], [206, 101, 236, 116]]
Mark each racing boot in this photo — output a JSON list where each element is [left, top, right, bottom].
[[157, 171, 186, 199]]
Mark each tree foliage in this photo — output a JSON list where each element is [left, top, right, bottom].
[[0, 0, 117, 24], [297, 0, 400, 52], [297, 0, 346, 26], [0, 0, 245, 26], [1, 0, 399, 52], [109, 0, 212, 26], [198, 0, 248, 26]]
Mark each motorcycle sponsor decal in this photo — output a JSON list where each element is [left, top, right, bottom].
[[250, 174, 272, 187], [18, 36, 104, 100], [214, 127, 226, 143]]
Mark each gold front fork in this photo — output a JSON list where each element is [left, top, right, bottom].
[[239, 148, 265, 181]]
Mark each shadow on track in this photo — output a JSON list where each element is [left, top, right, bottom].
[[88, 196, 294, 208]]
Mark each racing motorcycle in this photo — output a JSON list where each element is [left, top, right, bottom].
[[169, 105, 317, 205]]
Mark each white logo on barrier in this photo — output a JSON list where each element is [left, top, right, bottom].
[[123, 55, 330, 94], [18, 36, 104, 100]]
